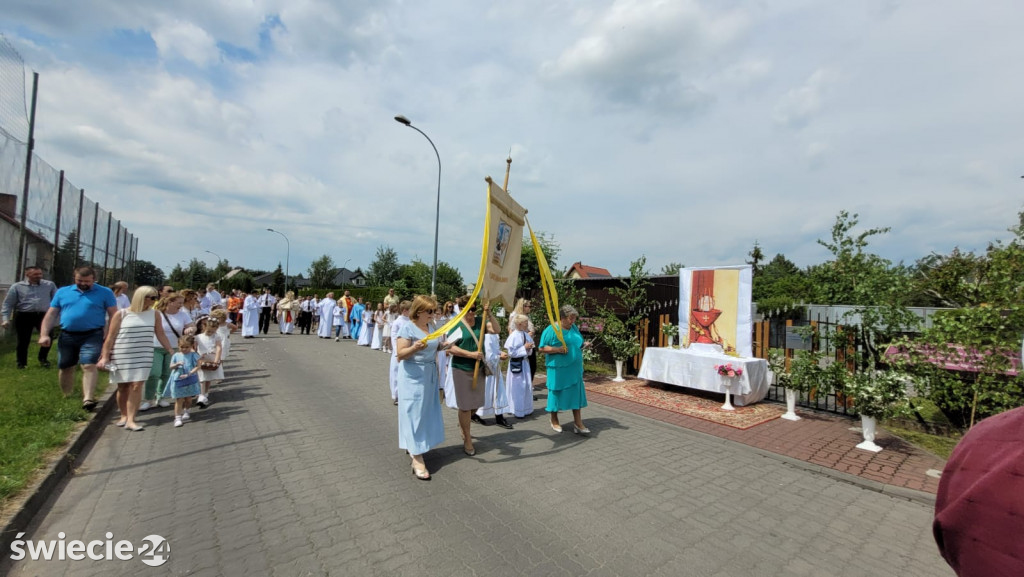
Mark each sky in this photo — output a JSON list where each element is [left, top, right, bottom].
[[1, 0, 1022, 283]]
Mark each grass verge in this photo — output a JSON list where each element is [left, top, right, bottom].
[[882, 424, 961, 460], [0, 337, 108, 508]]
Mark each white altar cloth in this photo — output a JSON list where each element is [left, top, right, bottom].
[[637, 347, 772, 407]]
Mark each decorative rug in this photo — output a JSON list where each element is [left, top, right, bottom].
[[584, 377, 785, 430]]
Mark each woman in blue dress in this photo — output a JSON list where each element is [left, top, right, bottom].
[[538, 304, 592, 434], [395, 295, 447, 480]]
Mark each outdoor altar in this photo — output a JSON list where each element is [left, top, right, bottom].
[[638, 265, 771, 408]]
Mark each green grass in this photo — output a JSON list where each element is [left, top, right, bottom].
[[0, 337, 107, 506], [882, 424, 961, 460]]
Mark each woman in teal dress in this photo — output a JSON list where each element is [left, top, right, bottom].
[[538, 304, 591, 434], [395, 295, 446, 480]]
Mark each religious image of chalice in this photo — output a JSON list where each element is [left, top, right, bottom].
[[691, 293, 722, 344]]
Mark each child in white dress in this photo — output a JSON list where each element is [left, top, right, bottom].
[[195, 317, 224, 408]]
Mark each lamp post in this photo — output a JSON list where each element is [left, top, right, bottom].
[[266, 228, 290, 295], [205, 250, 222, 263], [394, 114, 441, 296], [342, 258, 352, 290]]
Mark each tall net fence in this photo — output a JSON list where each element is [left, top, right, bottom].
[[0, 34, 29, 144], [0, 33, 137, 288]]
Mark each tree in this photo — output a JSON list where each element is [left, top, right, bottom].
[[517, 232, 560, 300], [607, 256, 651, 330], [134, 259, 165, 288], [308, 255, 335, 289], [746, 241, 765, 276], [752, 253, 811, 317], [211, 259, 233, 282], [660, 262, 685, 276], [398, 259, 466, 304], [51, 230, 84, 287], [271, 263, 286, 295], [808, 211, 919, 364], [366, 245, 401, 287], [897, 210, 1024, 427], [221, 271, 254, 294]]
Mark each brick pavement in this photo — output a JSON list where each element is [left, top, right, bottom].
[[2, 334, 954, 576]]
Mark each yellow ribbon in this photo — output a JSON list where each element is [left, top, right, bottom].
[[527, 217, 566, 348]]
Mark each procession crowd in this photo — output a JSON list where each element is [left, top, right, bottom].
[[2, 265, 592, 481]]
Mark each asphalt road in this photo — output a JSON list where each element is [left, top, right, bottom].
[[3, 332, 953, 576]]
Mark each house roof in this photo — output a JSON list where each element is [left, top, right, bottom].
[[567, 261, 612, 279], [330, 267, 365, 286]]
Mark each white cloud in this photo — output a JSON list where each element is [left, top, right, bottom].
[[150, 18, 220, 67], [541, 0, 748, 112], [1, 0, 1023, 283], [774, 68, 838, 128]]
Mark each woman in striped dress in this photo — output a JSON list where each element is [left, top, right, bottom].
[[98, 286, 175, 431]]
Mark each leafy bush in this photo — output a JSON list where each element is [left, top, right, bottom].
[[843, 370, 913, 419]]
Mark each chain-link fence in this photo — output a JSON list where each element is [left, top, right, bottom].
[[0, 33, 137, 290]]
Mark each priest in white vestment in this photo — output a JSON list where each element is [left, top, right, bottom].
[[317, 293, 337, 338], [241, 291, 260, 338]]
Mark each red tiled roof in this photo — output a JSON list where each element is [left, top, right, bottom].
[[568, 261, 612, 278]]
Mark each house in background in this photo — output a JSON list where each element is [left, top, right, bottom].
[[331, 267, 366, 288], [566, 261, 612, 279], [1, 193, 55, 296]]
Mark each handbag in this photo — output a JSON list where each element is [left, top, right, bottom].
[[176, 372, 199, 387], [509, 357, 524, 374], [200, 361, 219, 371]]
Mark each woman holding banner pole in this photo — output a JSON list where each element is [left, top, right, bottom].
[[538, 304, 591, 434], [445, 295, 488, 456]]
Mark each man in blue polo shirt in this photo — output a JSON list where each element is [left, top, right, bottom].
[[39, 266, 118, 411]]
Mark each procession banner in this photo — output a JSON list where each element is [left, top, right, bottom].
[[422, 176, 526, 342], [678, 265, 753, 357], [480, 176, 526, 310]]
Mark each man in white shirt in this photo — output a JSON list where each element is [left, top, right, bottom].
[[206, 283, 223, 308], [257, 288, 275, 334], [112, 281, 131, 310]]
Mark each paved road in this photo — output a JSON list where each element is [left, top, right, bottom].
[[3, 334, 953, 576]]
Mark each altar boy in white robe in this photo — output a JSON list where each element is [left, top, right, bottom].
[[504, 315, 535, 418], [241, 291, 260, 338], [474, 316, 512, 429], [317, 292, 336, 339]]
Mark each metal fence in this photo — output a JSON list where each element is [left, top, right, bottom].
[[0, 33, 137, 289]]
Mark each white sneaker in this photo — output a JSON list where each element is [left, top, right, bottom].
[[158, 398, 170, 408], [335, 337, 340, 342], [174, 417, 183, 427], [196, 394, 208, 408], [139, 401, 152, 411], [181, 410, 191, 421]]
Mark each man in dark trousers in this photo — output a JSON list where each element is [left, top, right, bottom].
[[257, 288, 275, 334], [2, 265, 57, 368]]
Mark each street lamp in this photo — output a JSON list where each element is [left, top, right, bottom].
[[394, 114, 441, 296], [266, 228, 290, 294], [342, 258, 352, 289], [205, 250, 222, 263]]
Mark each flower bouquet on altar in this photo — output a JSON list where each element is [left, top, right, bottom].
[[715, 363, 743, 377], [661, 323, 679, 348]]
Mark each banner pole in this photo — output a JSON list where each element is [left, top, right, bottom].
[[502, 151, 512, 193], [472, 300, 489, 389]]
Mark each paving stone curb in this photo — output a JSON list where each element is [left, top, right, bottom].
[[0, 385, 116, 555]]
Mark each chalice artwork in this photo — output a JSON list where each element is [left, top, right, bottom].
[[687, 269, 731, 350], [691, 293, 722, 344]]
